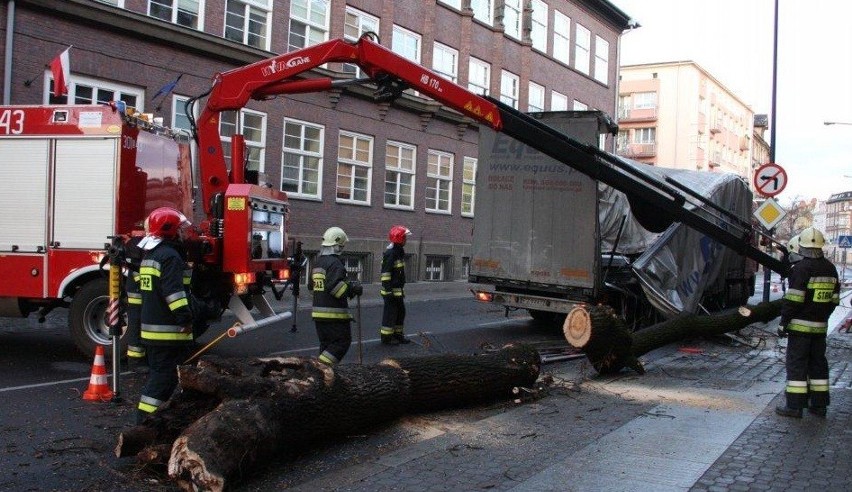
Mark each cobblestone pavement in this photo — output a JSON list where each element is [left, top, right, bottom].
[[276, 318, 852, 492]]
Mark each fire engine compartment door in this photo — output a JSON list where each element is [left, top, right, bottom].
[[0, 139, 50, 251], [52, 138, 117, 249], [472, 125, 598, 290]]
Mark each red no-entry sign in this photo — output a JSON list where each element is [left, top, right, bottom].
[[753, 163, 787, 197]]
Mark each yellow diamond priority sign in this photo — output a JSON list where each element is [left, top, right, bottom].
[[754, 197, 786, 229]]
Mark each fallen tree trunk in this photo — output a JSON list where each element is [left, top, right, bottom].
[[111, 344, 539, 491], [565, 300, 783, 375]]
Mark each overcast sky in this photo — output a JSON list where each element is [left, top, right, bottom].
[[609, 0, 852, 204]]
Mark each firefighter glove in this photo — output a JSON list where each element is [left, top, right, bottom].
[[349, 281, 363, 298], [777, 324, 787, 338]]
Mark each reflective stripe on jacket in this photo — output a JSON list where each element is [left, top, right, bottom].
[[309, 254, 353, 321], [781, 256, 839, 335], [139, 242, 194, 344]]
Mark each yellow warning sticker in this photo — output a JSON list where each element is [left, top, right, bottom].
[[227, 197, 246, 211]]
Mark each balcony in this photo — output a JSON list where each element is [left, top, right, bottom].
[[617, 143, 657, 158], [618, 107, 658, 122]]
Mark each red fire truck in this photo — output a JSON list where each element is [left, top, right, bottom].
[[0, 104, 291, 356]]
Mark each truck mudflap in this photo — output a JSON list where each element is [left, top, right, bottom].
[[472, 288, 584, 314]]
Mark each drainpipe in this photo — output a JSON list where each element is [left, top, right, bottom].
[[3, 0, 15, 104]]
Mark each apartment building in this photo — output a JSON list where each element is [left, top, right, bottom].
[[825, 191, 852, 264], [616, 61, 754, 181], [1, 0, 632, 283]]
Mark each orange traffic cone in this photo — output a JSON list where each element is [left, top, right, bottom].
[[82, 345, 114, 401]]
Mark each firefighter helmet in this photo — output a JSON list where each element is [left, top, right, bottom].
[[798, 227, 825, 249], [389, 225, 412, 245], [147, 207, 189, 239], [786, 235, 800, 255], [321, 227, 348, 247]]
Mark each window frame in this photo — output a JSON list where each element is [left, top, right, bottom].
[[461, 156, 477, 217], [426, 149, 453, 214], [219, 107, 267, 178], [281, 117, 325, 200], [432, 42, 459, 84], [336, 130, 374, 205], [384, 140, 417, 211], [342, 6, 379, 77], [225, 0, 272, 50], [502, 0, 522, 40], [553, 11, 571, 65], [500, 70, 519, 109], [530, 0, 548, 52], [287, 0, 330, 52], [470, 0, 494, 25], [45, 72, 143, 109], [634, 127, 656, 144], [574, 23, 591, 75], [148, 0, 204, 29], [528, 81, 545, 112], [551, 90, 568, 111], [594, 35, 610, 84], [468, 56, 491, 96]]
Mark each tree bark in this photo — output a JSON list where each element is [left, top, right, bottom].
[[133, 344, 541, 491], [575, 300, 783, 375]]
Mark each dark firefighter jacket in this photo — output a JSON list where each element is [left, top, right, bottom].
[[308, 254, 353, 321], [380, 245, 406, 297], [139, 241, 194, 345], [780, 255, 840, 335]]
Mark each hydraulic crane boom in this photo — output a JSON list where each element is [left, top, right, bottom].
[[195, 34, 787, 275]]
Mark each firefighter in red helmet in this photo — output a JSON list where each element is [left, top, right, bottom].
[[135, 207, 195, 423], [380, 225, 412, 345]]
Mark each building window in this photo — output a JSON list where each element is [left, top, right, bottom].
[[149, 0, 202, 29], [282, 118, 324, 199], [336, 131, 373, 204], [573, 100, 588, 111], [633, 91, 657, 109], [384, 140, 416, 210], [502, 0, 522, 40], [392, 25, 421, 63], [553, 11, 570, 65], [220, 108, 267, 179], [342, 7, 378, 77], [468, 57, 490, 96], [551, 90, 568, 111], [438, 0, 461, 9], [426, 150, 453, 214], [634, 127, 656, 144], [47, 73, 142, 108], [425, 256, 449, 281], [574, 23, 590, 75], [225, 0, 271, 50], [594, 35, 609, 84], [528, 82, 545, 112], [616, 130, 629, 153], [432, 42, 458, 83], [462, 156, 476, 217], [96, 0, 124, 5], [288, 0, 329, 51], [471, 0, 493, 25], [500, 70, 519, 109], [462, 257, 471, 278], [340, 254, 367, 282], [530, 0, 548, 52]]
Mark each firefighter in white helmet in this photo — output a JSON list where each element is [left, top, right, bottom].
[[380, 225, 412, 345], [776, 226, 839, 418], [308, 227, 362, 365]]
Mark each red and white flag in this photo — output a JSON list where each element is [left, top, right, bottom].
[[50, 47, 71, 98]]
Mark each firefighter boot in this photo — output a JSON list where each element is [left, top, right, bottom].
[[381, 334, 399, 346], [808, 406, 827, 417], [774, 404, 802, 418], [394, 332, 411, 344]]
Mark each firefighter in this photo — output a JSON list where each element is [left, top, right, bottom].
[[136, 207, 195, 424], [380, 225, 412, 345], [308, 227, 362, 365], [776, 226, 840, 418]]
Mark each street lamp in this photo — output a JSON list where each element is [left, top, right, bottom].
[[824, 121, 852, 126]]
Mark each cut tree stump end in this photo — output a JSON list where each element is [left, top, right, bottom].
[[563, 306, 592, 348]]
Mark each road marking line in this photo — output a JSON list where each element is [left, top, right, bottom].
[[0, 372, 132, 393], [479, 318, 528, 327]]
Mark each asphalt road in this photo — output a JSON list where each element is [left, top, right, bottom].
[[0, 294, 567, 491]]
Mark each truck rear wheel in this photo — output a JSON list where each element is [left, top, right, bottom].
[[69, 278, 126, 358], [528, 309, 560, 325]]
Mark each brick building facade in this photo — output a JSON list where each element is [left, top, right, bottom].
[[1, 0, 632, 283]]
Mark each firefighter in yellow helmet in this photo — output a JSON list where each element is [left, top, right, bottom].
[[776, 227, 840, 418], [380, 225, 412, 345], [308, 227, 362, 365]]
